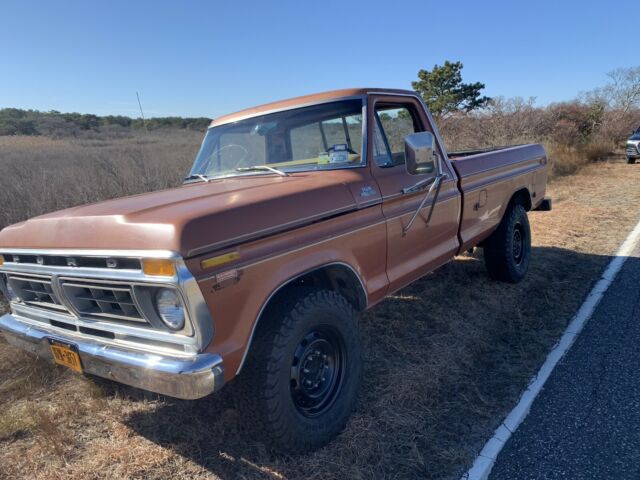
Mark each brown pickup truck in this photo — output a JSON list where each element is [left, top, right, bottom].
[[0, 88, 550, 452]]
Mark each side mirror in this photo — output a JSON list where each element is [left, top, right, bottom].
[[404, 131, 439, 176]]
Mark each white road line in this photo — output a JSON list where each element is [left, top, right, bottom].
[[462, 217, 640, 480]]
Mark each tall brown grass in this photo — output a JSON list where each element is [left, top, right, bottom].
[[0, 130, 201, 231]]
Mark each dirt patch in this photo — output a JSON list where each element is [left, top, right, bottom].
[[1, 156, 639, 479]]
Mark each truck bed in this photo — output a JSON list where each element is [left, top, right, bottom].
[[448, 144, 548, 253]]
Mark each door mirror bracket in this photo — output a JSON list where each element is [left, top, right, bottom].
[[401, 172, 448, 235]]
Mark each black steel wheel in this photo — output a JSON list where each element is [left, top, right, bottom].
[[512, 222, 525, 266], [290, 328, 345, 418], [484, 202, 531, 283], [238, 289, 362, 454]]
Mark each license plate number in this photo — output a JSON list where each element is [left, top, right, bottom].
[[49, 339, 83, 373]]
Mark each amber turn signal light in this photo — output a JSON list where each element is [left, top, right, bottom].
[[201, 251, 240, 270], [0, 255, 4, 266], [142, 258, 176, 277]]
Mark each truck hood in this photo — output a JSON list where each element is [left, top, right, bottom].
[[0, 172, 365, 258]]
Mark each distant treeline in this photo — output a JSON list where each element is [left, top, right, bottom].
[[0, 108, 211, 137]]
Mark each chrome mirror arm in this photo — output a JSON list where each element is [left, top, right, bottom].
[[402, 173, 448, 235], [402, 176, 435, 194]]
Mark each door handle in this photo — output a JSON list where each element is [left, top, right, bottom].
[[474, 189, 487, 210]]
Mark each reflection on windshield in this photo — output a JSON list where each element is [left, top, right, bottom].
[[188, 100, 364, 180]]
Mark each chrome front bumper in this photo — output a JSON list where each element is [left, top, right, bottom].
[[0, 313, 224, 400]]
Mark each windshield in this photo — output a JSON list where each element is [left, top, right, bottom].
[[188, 99, 364, 180]]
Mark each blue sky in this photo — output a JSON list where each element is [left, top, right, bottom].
[[0, 0, 635, 118]]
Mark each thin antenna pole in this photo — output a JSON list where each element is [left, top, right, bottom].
[[136, 91, 147, 131]]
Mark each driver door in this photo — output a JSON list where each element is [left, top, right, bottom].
[[368, 95, 461, 292]]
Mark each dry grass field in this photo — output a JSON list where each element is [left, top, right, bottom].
[[0, 131, 201, 231], [0, 134, 639, 479]]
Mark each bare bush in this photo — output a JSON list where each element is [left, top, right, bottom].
[[439, 93, 638, 178]]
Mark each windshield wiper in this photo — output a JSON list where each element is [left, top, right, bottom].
[[235, 165, 289, 177], [184, 174, 212, 183]]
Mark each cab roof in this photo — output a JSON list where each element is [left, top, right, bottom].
[[209, 88, 418, 127]]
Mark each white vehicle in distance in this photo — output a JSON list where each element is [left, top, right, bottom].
[[627, 126, 640, 164]]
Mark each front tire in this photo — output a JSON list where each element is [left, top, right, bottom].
[[240, 289, 362, 454], [483, 203, 531, 283], [628, 157, 636, 164]]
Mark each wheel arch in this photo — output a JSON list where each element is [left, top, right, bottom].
[[509, 187, 532, 211], [235, 261, 367, 375]]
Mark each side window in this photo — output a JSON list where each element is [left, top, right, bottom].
[[375, 106, 420, 167]]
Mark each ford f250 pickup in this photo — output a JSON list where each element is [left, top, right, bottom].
[[0, 88, 551, 453]]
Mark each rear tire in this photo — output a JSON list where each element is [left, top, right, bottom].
[[238, 289, 362, 454], [483, 203, 531, 283]]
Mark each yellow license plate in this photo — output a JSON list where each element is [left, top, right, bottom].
[[49, 339, 83, 373]]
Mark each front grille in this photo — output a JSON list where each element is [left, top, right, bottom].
[[61, 279, 147, 324], [7, 273, 70, 314], [627, 144, 639, 157]]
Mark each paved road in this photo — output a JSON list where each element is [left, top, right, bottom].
[[491, 244, 640, 480]]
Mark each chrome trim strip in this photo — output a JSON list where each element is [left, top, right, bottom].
[[183, 163, 369, 185], [198, 219, 387, 282], [356, 198, 383, 208], [187, 204, 359, 258], [176, 258, 214, 352], [459, 165, 546, 196], [0, 248, 179, 259], [200, 191, 460, 284], [235, 261, 367, 375], [0, 262, 173, 283], [454, 152, 545, 178], [10, 303, 199, 354], [0, 313, 223, 400], [202, 189, 461, 282]]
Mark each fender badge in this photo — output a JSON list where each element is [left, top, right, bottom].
[[360, 185, 376, 197], [211, 269, 242, 292]]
